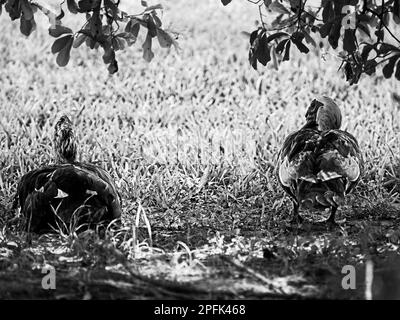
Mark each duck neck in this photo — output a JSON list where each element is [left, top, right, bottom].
[[302, 120, 319, 130], [54, 129, 77, 164]]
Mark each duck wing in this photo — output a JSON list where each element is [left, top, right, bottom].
[[276, 128, 321, 202], [16, 165, 60, 232], [317, 129, 364, 194], [277, 128, 363, 208], [77, 162, 122, 212], [17, 163, 122, 233]]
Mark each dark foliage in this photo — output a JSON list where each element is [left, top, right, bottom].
[[223, 0, 400, 84], [0, 0, 178, 74]]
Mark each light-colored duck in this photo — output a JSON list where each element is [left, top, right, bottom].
[[276, 96, 363, 225]]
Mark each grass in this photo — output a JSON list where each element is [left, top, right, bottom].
[[0, 0, 400, 299]]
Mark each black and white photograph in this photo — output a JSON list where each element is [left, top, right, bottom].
[[0, 0, 400, 305]]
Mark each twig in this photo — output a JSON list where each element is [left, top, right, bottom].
[[364, 8, 400, 45], [120, 260, 212, 298], [219, 255, 307, 299]]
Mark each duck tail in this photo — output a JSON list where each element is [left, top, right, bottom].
[[297, 178, 346, 210]]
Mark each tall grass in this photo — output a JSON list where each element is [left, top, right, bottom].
[[0, 0, 399, 236]]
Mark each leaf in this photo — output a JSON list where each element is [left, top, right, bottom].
[[142, 31, 154, 62], [20, 0, 33, 20], [291, 39, 309, 53], [303, 30, 316, 47], [126, 19, 140, 38], [382, 56, 399, 79], [357, 21, 370, 38], [221, 0, 232, 5], [131, 22, 140, 39], [378, 43, 397, 55], [256, 34, 271, 66], [394, 13, 400, 25], [157, 28, 173, 48], [112, 36, 125, 51], [322, 0, 333, 23], [73, 33, 87, 48], [266, 32, 289, 43], [85, 36, 98, 49], [270, 45, 279, 70], [344, 62, 353, 82], [89, 11, 102, 38], [145, 14, 157, 37], [104, 0, 119, 19], [269, 1, 289, 14], [283, 40, 291, 61], [275, 38, 288, 54], [141, 0, 148, 7], [394, 0, 400, 17], [395, 60, 400, 81], [103, 45, 115, 64], [56, 36, 73, 67], [382, 12, 390, 26], [289, 0, 301, 12], [102, 24, 111, 35], [319, 22, 332, 38], [5, 0, 21, 20], [116, 32, 136, 46], [20, 15, 35, 36], [361, 44, 374, 61], [51, 35, 73, 53], [108, 59, 118, 74], [343, 29, 356, 53], [364, 59, 377, 76], [145, 4, 163, 12], [249, 48, 257, 70], [367, 14, 379, 28], [56, 8, 65, 21], [328, 22, 341, 49], [153, 14, 162, 28], [291, 32, 309, 53], [375, 29, 384, 42], [67, 0, 78, 14], [78, 0, 100, 12], [249, 29, 266, 69], [249, 35, 259, 70], [249, 29, 258, 45], [49, 25, 73, 38], [78, 29, 92, 37], [394, 0, 400, 24]]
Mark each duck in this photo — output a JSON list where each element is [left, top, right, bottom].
[[276, 96, 363, 225], [15, 115, 122, 234]]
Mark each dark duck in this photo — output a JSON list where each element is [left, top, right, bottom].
[[276, 96, 364, 225], [15, 115, 122, 234]]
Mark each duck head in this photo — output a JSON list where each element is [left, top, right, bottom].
[[304, 96, 342, 130], [54, 115, 77, 163]]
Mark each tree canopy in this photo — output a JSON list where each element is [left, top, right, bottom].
[[222, 0, 400, 85], [0, 0, 178, 74], [1, 0, 399, 84]]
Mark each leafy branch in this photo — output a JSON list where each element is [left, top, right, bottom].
[[222, 0, 400, 85], [0, 0, 179, 74]]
